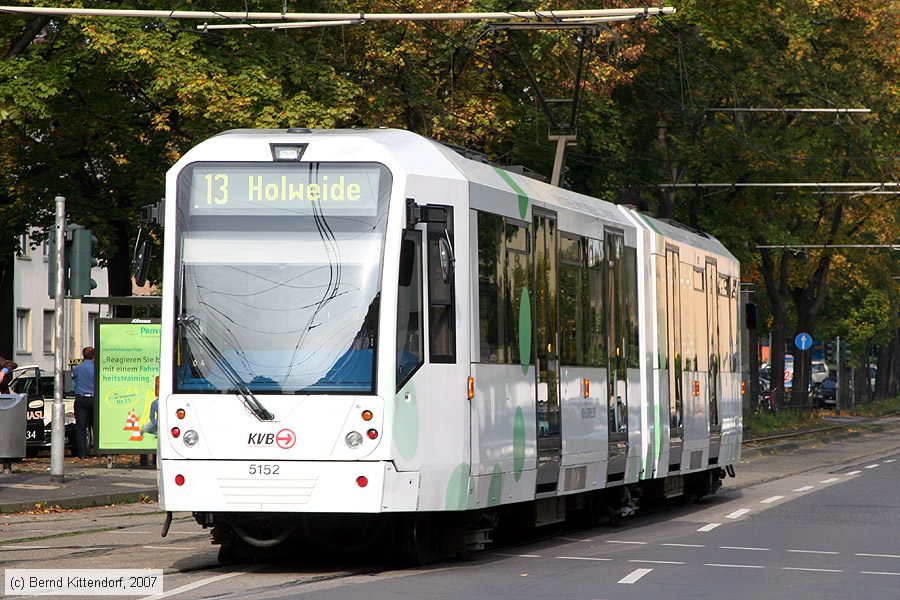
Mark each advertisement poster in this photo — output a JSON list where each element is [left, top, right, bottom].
[[96, 319, 161, 453]]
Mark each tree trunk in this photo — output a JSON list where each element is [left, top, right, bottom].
[[758, 245, 790, 406]]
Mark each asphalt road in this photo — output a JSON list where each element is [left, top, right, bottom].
[[2, 421, 899, 600]]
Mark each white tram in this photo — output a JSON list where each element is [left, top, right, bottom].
[[158, 128, 743, 560]]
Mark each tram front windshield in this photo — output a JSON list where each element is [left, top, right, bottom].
[[174, 162, 391, 395]]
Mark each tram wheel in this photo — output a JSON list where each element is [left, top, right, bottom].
[[401, 514, 435, 566]]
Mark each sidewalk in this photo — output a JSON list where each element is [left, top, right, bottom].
[[0, 455, 157, 514]]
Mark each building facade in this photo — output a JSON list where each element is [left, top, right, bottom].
[[13, 230, 111, 372]]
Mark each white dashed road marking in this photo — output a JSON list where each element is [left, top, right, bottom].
[[663, 543, 706, 548], [705, 563, 764, 569], [760, 495, 784, 504], [606, 540, 647, 545], [819, 477, 840, 484], [788, 549, 840, 555], [793, 486, 815, 492], [845, 470, 861, 475], [726, 509, 751, 519], [884, 459, 896, 463], [698, 523, 721, 532], [783, 567, 843, 573], [628, 560, 686, 565], [556, 556, 613, 562], [720, 546, 770, 552], [856, 553, 900, 559], [861, 571, 900, 577], [865, 464, 880, 469], [618, 568, 653, 584]]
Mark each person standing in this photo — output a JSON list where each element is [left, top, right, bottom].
[[0, 355, 18, 393], [72, 347, 96, 458]]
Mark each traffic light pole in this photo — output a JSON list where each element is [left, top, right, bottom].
[[50, 196, 66, 483]]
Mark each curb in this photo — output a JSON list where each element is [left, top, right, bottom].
[[0, 489, 158, 515]]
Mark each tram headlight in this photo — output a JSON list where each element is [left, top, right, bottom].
[[345, 431, 364, 449], [183, 430, 199, 447]]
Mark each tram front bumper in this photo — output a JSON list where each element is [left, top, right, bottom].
[[158, 460, 419, 513]]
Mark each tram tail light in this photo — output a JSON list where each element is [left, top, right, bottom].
[[582, 378, 590, 398], [741, 380, 746, 395], [356, 476, 368, 488], [693, 380, 701, 397], [367, 428, 378, 440], [467, 376, 475, 400], [175, 474, 185, 486], [171, 427, 181, 438]]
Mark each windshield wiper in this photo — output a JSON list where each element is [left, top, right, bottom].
[[178, 315, 274, 421]]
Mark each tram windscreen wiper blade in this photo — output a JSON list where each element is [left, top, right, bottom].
[[177, 315, 274, 421]]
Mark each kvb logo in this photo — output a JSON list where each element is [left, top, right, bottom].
[[247, 428, 297, 449], [275, 428, 296, 449], [247, 432, 275, 446]]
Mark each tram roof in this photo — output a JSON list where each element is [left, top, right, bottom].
[[205, 129, 735, 261]]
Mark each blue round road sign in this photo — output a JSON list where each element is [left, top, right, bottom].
[[795, 332, 812, 351]]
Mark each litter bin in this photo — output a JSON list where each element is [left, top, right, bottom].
[[0, 393, 27, 459]]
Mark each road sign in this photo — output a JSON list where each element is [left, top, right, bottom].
[[795, 332, 812, 351]]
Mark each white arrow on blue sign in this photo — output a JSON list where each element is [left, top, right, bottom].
[[795, 332, 812, 351]]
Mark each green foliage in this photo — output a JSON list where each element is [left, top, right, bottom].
[[0, 0, 895, 353], [743, 408, 824, 438]]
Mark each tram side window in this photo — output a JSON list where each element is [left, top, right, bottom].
[[560, 235, 605, 367], [476, 212, 529, 364], [397, 230, 424, 389], [717, 275, 731, 373], [624, 246, 640, 369], [559, 235, 583, 366], [427, 209, 456, 363]]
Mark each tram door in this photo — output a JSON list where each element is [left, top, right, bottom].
[[666, 248, 684, 471], [534, 213, 561, 493], [706, 260, 721, 462], [606, 231, 628, 479]]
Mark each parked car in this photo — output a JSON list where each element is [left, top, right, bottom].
[[813, 377, 837, 408], [9, 366, 77, 455], [811, 360, 830, 384]]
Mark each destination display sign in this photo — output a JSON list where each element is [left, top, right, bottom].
[[184, 163, 384, 217]]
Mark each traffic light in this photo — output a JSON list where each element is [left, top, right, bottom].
[[69, 226, 98, 297]]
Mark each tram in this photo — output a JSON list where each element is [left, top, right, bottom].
[[157, 128, 744, 561]]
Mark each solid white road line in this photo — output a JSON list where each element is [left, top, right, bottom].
[[140, 567, 263, 600], [697, 523, 721, 532], [720, 546, 770, 552], [141, 546, 196, 550], [782, 567, 843, 573], [704, 563, 764, 569], [792, 486, 815, 492], [618, 568, 653, 584], [819, 477, 840, 484], [760, 495, 784, 504], [856, 553, 900, 559], [662, 543, 706, 548], [725, 509, 751, 519], [788, 549, 840, 555], [556, 556, 613, 562]]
